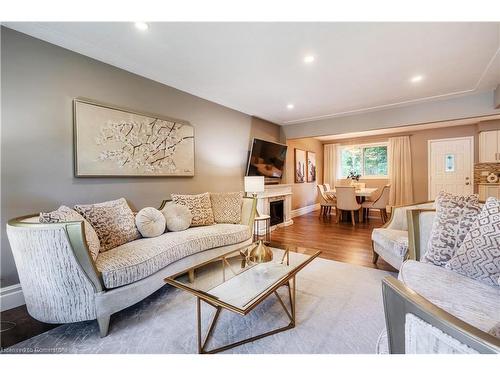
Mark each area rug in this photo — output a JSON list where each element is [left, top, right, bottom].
[[8, 254, 395, 354]]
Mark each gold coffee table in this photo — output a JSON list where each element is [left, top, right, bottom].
[[164, 244, 320, 354]]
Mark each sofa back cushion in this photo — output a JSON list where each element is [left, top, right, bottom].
[[171, 192, 214, 226], [422, 192, 481, 267], [210, 192, 243, 224], [445, 197, 500, 287], [40, 205, 100, 261], [75, 198, 141, 252]]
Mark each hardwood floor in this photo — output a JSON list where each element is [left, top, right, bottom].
[[271, 210, 397, 272], [1, 305, 59, 349], [1, 209, 395, 349]]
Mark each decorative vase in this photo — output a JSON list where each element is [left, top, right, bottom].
[[249, 240, 273, 263]]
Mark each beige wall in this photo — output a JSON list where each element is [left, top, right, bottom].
[[0, 28, 280, 287], [250, 117, 282, 145], [285, 138, 323, 210], [322, 122, 500, 202]]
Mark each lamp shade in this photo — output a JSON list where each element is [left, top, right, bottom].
[[244, 176, 265, 194]]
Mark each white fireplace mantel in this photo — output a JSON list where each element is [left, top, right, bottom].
[[255, 184, 293, 232]]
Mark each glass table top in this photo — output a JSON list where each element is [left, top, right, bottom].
[[164, 243, 320, 313]]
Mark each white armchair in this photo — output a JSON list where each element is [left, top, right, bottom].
[[380, 206, 500, 354], [371, 201, 434, 269]]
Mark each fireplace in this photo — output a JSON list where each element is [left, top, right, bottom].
[[254, 184, 293, 233], [269, 200, 284, 226]]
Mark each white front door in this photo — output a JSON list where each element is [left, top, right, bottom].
[[428, 137, 474, 200]]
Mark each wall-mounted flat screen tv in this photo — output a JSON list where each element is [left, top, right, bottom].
[[246, 138, 288, 179]]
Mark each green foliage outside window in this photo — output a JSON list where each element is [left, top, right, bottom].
[[340, 145, 387, 177]]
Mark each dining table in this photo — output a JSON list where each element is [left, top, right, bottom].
[[326, 187, 378, 203]]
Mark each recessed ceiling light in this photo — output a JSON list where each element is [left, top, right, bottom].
[[304, 55, 315, 64], [287, 104, 295, 110], [410, 75, 424, 83], [134, 22, 149, 31]]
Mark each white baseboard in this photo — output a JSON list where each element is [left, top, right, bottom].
[[1, 283, 25, 311], [291, 203, 321, 218]]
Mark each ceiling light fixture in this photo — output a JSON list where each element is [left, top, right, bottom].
[[134, 22, 149, 31], [287, 104, 295, 110], [410, 75, 424, 83], [304, 55, 315, 64]]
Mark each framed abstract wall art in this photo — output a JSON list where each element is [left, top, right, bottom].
[[73, 98, 194, 177], [307, 151, 316, 182], [294, 148, 306, 183]]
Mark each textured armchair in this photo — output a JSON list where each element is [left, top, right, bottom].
[[380, 206, 500, 354], [371, 201, 434, 269], [6, 197, 257, 337]]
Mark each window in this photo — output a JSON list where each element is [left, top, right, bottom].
[[338, 143, 388, 178]]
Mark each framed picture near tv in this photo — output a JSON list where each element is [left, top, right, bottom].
[[307, 151, 316, 182], [294, 148, 306, 183]]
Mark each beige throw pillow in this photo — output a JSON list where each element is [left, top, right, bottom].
[[422, 191, 481, 267], [161, 203, 193, 232], [210, 192, 243, 224], [75, 198, 141, 252], [40, 205, 100, 261], [171, 193, 214, 226], [135, 207, 166, 238]]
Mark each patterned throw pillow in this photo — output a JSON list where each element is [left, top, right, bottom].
[[210, 192, 243, 224], [422, 192, 481, 267], [171, 192, 214, 226], [445, 197, 500, 286], [74, 198, 141, 251], [40, 205, 100, 261]]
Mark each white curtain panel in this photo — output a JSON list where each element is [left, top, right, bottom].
[[323, 144, 337, 188], [388, 136, 414, 206]]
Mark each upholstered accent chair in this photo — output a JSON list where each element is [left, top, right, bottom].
[[379, 207, 500, 354], [371, 201, 434, 269], [6, 197, 257, 337], [335, 186, 362, 226], [317, 184, 336, 217], [362, 185, 390, 223]]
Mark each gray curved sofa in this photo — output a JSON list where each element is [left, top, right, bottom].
[[6, 197, 256, 337]]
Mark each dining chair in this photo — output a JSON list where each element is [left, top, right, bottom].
[[361, 184, 391, 223], [317, 185, 336, 217], [334, 186, 362, 226]]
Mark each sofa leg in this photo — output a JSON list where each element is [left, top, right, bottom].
[[372, 251, 379, 264], [97, 315, 111, 338]]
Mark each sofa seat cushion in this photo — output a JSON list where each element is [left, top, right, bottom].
[[399, 260, 500, 335], [96, 224, 251, 289], [372, 229, 409, 258]]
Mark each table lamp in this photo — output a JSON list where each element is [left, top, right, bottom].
[[244, 176, 265, 199], [244, 176, 272, 263]]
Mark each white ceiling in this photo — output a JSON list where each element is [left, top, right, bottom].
[[4, 22, 500, 125]]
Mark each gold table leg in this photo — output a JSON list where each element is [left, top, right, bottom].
[[196, 282, 296, 354]]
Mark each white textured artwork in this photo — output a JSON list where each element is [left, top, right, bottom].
[[74, 100, 194, 176]]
